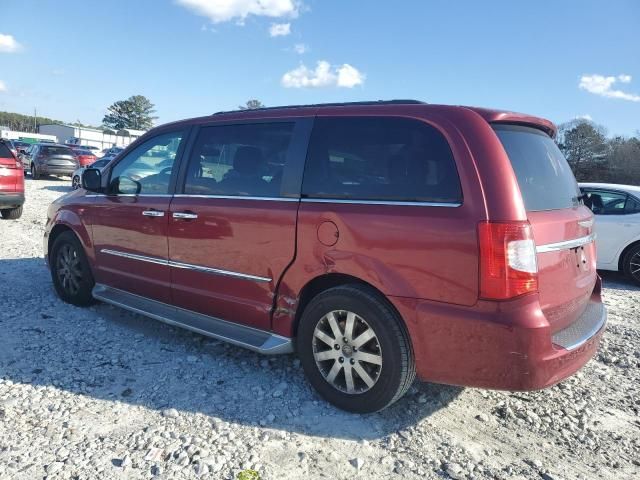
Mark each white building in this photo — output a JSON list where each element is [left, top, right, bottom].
[[38, 124, 146, 150], [0, 129, 57, 143]]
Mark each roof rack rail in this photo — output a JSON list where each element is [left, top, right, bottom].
[[212, 99, 426, 115]]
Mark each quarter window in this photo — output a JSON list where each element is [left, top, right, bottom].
[[626, 196, 640, 214], [301, 117, 462, 203], [183, 123, 295, 197], [109, 131, 185, 195]]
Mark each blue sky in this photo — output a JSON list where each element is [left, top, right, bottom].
[[1, 0, 639, 136]]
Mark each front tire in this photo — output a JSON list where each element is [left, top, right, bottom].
[[297, 284, 415, 413], [50, 231, 95, 306], [0, 205, 23, 219], [31, 164, 40, 180], [622, 244, 640, 286]]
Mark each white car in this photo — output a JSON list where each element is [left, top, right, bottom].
[[71, 157, 112, 189], [579, 182, 640, 284]]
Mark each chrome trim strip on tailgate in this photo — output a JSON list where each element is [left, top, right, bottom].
[[552, 302, 606, 351], [92, 284, 292, 354], [100, 249, 271, 282], [536, 233, 596, 253]]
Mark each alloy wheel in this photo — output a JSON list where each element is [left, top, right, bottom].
[[56, 243, 83, 296], [312, 310, 383, 394], [631, 252, 640, 282]]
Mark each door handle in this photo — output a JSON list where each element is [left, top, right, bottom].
[[142, 210, 165, 217], [172, 212, 198, 220]]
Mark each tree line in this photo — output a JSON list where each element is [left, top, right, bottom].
[[0, 111, 65, 133], [558, 120, 640, 185]]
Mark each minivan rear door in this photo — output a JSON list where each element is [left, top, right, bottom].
[[494, 125, 597, 333]]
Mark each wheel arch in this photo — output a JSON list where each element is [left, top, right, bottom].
[[48, 223, 74, 255], [618, 239, 640, 271], [290, 273, 412, 345]]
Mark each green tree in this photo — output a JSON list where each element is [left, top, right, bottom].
[[0, 111, 63, 133], [557, 120, 608, 181], [238, 99, 265, 110], [102, 95, 158, 130]]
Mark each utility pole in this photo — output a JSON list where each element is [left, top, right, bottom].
[[34, 107, 37, 132]]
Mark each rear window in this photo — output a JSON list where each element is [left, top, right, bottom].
[[42, 146, 73, 156], [493, 125, 581, 212], [302, 117, 462, 203], [0, 142, 13, 158]]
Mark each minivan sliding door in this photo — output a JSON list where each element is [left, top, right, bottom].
[[168, 119, 312, 331]]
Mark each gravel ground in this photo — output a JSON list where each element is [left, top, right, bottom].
[[0, 176, 639, 480]]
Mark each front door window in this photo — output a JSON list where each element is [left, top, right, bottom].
[[109, 131, 185, 195]]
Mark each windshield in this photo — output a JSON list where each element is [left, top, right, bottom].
[[493, 125, 581, 212]]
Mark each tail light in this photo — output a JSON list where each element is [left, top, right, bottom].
[[478, 221, 538, 300], [0, 157, 19, 169]]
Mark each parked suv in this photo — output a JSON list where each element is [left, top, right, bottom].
[[0, 139, 25, 219], [25, 144, 79, 179], [44, 101, 606, 412]]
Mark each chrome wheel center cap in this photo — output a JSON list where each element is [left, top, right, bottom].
[[341, 344, 354, 357]]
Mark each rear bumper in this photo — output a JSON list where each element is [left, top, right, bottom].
[[390, 276, 606, 390], [0, 192, 25, 208], [41, 165, 77, 176]]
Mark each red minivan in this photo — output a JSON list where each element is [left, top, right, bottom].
[[0, 139, 25, 219], [44, 101, 606, 412]]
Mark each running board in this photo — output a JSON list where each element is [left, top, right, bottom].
[[92, 284, 293, 354]]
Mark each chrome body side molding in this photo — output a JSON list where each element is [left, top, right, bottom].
[[92, 284, 293, 354], [536, 233, 597, 253], [100, 249, 271, 283]]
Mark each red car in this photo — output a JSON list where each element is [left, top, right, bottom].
[[0, 139, 25, 219], [74, 149, 97, 167], [44, 101, 606, 412]]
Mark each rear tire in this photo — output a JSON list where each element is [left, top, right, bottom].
[[622, 244, 640, 286], [50, 231, 95, 306], [31, 164, 40, 180], [0, 205, 23, 219], [297, 284, 415, 413]]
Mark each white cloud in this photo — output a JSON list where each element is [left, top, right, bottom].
[[0, 34, 21, 53], [293, 43, 308, 54], [281, 61, 365, 88], [269, 22, 291, 37], [579, 74, 640, 102], [0, 80, 6, 92], [337, 64, 365, 88], [575, 114, 592, 121], [177, 0, 299, 24]]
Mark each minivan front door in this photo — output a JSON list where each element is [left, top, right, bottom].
[[89, 130, 187, 304], [168, 120, 309, 330]]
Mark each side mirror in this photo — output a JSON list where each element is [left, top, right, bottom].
[[82, 168, 102, 192]]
